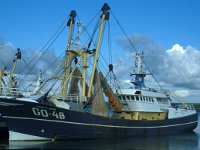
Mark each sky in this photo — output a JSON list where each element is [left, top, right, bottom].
[[0, 0, 200, 102]]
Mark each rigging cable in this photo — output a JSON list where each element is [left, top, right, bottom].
[[5, 52, 17, 72], [19, 17, 68, 75], [110, 11, 138, 52], [104, 67, 131, 112], [87, 17, 101, 50], [15, 56, 38, 90], [107, 20, 112, 86], [108, 20, 112, 65], [76, 11, 101, 48], [45, 64, 64, 96], [0, 57, 6, 69], [25, 50, 65, 91], [111, 11, 165, 92]]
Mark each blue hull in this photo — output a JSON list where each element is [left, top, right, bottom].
[[0, 98, 198, 140]]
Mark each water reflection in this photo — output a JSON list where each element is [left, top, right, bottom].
[[0, 132, 199, 150]]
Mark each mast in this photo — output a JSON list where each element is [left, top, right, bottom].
[[7, 48, 21, 93], [60, 10, 77, 98], [87, 3, 110, 98], [67, 10, 76, 48], [76, 22, 82, 50], [130, 51, 149, 89], [82, 50, 87, 99]]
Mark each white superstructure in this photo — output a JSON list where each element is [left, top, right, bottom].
[[114, 51, 196, 119]]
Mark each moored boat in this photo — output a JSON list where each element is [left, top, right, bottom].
[[0, 3, 198, 141]]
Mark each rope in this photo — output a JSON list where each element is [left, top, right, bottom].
[[108, 20, 112, 65], [0, 57, 6, 69], [77, 11, 101, 45], [24, 50, 65, 91], [77, 11, 101, 50], [19, 17, 68, 75], [110, 11, 138, 52], [111, 11, 165, 93]]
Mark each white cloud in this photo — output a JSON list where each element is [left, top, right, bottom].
[[115, 34, 200, 102], [164, 44, 200, 89], [5, 42, 14, 48], [1, 35, 200, 102], [173, 89, 189, 97], [166, 44, 186, 53], [0, 38, 59, 75]]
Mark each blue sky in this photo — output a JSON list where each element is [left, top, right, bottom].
[[0, 0, 200, 102], [0, 0, 200, 50]]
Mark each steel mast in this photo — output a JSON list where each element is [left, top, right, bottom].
[[87, 3, 110, 98]]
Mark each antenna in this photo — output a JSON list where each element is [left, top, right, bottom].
[[130, 51, 150, 89], [76, 21, 82, 49]]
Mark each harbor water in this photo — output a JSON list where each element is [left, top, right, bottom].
[[0, 113, 200, 150]]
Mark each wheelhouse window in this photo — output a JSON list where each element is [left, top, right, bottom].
[[144, 97, 148, 102], [148, 97, 154, 102], [146, 97, 150, 102], [136, 96, 139, 100], [126, 96, 130, 100], [131, 96, 135, 100], [143, 97, 146, 101], [135, 91, 141, 94], [157, 98, 168, 104]]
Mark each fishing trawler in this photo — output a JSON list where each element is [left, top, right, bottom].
[[0, 3, 198, 141]]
